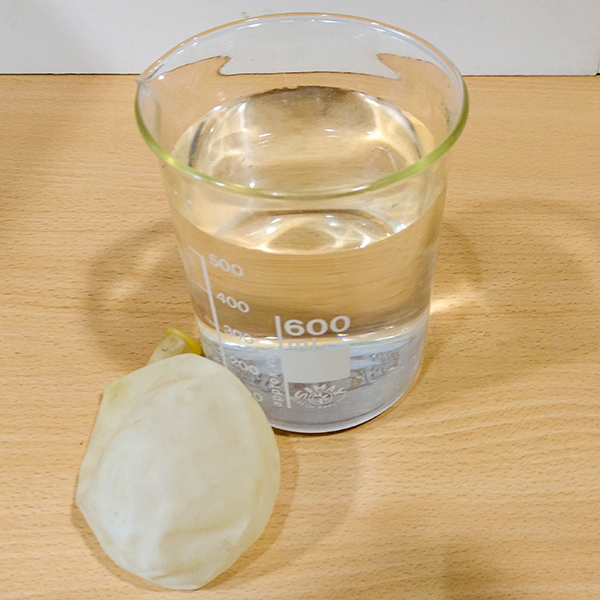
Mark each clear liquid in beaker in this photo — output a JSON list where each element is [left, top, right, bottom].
[[169, 86, 443, 432]]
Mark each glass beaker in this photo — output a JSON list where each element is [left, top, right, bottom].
[[135, 13, 468, 433]]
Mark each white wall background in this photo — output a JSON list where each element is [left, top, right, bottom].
[[2, 0, 600, 75]]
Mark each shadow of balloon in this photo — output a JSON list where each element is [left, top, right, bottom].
[[207, 427, 360, 588]]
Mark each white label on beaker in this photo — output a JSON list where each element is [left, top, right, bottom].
[[280, 346, 350, 383]]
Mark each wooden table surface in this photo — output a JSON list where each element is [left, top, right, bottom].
[[1, 75, 600, 599]]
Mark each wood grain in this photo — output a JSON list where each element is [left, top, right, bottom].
[[1, 75, 599, 599]]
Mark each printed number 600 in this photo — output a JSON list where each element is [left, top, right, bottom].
[[284, 316, 350, 337]]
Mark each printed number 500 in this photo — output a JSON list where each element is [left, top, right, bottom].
[[209, 254, 243, 277]]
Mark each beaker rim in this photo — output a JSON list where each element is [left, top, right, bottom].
[[135, 12, 469, 200]]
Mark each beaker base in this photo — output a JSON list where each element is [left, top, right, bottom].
[[267, 382, 414, 434], [197, 312, 428, 433]]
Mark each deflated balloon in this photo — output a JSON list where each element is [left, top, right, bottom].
[[76, 354, 280, 590]]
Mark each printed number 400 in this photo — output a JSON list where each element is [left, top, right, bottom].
[[216, 293, 249, 313]]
